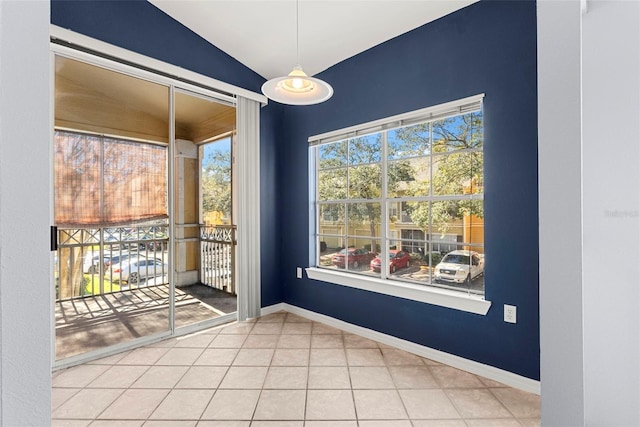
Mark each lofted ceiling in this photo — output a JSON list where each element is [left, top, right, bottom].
[[149, 0, 479, 80]]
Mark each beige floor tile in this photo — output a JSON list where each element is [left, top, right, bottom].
[[194, 348, 239, 366], [430, 366, 485, 388], [352, 389, 408, 420], [479, 377, 509, 388], [381, 348, 425, 365], [304, 422, 357, 427], [232, 348, 274, 366], [263, 366, 308, 389], [305, 389, 356, 420], [195, 422, 249, 427], [98, 389, 169, 420], [446, 389, 512, 419], [411, 421, 467, 427], [276, 334, 311, 348], [253, 389, 306, 420], [86, 351, 131, 365], [281, 322, 312, 334], [88, 365, 149, 388], [176, 366, 228, 389], [90, 421, 144, 426], [131, 365, 189, 388], [242, 334, 279, 348], [150, 389, 215, 420], [389, 366, 439, 389], [52, 420, 91, 427], [270, 348, 309, 366], [174, 333, 216, 348], [358, 421, 412, 427], [311, 334, 344, 348], [307, 366, 351, 389], [250, 323, 283, 335], [490, 388, 541, 418], [219, 366, 268, 389], [346, 348, 385, 366], [155, 348, 204, 366], [53, 364, 111, 388], [284, 313, 312, 323], [256, 312, 287, 323], [143, 421, 197, 427], [250, 422, 302, 427], [52, 388, 123, 419], [518, 418, 541, 427], [349, 366, 395, 389], [311, 323, 342, 334], [117, 347, 170, 365], [201, 389, 260, 420], [465, 420, 523, 427], [147, 337, 179, 348], [218, 322, 254, 335], [52, 387, 80, 411], [398, 389, 461, 419], [343, 334, 379, 348], [209, 334, 248, 348], [309, 348, 347, 366]]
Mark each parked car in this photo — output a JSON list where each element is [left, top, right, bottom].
[[434, 250, 484, 284], [331, 248, 375, 269], [110, 257, 168, 284], [370, 249, 411, 273]]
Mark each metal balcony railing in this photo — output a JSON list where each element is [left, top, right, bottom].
[[200, 224, 237, 295]]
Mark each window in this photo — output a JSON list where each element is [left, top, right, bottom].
[[310, 95, 485, 298]]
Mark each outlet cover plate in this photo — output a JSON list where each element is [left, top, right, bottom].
[[504, 304, 517, 323]]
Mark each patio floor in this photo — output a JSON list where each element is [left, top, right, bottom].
[[55, 283, 237, 360]]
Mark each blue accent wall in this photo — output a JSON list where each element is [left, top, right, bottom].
[[51, 0, 265, 93], [275, 0, 539, 380]]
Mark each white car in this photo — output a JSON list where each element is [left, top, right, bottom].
[[434, 250, 484, 284]]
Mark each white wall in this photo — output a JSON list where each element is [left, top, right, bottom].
[[539, 0, 640, 425], [0, 1, 52, 425], [538, 1, 585, 424], [582, 0, 640, 424]]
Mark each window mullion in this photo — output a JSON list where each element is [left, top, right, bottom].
[[381, 131, 389, 280]]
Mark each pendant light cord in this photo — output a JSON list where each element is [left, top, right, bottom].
[[296, 0, 300, 66]]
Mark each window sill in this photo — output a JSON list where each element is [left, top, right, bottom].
[[305, 267, 491, 315]]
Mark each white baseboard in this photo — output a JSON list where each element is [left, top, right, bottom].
[[261, 302, 540, 395]]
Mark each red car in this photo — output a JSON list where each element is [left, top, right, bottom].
[[370, 249, 411, 273], [331, 248, 375, 269]]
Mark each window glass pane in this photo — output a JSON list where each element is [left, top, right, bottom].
[[432, 151, 482, 196], [348, 202, 381, 237], [319, 140, 348, 169], [349, 164, 382, 199], [318, 236, 345, 267], [319, 204, 345, 231], [433, 244, 484, 295], [318, 168, 347, 200], [431, 199, 484, 243], [432, 111, 483, 153], [395, 201, 430, 232], [349, 134, 382, 165], [387, 158, 430, 198], [388, 124, 430, 159]]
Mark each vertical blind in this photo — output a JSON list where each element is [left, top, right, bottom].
[[54, 130, 168, 227]]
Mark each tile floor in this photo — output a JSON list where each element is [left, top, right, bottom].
[[52, 311, 540, 426]]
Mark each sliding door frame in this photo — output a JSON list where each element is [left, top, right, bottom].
[[51, 26, 265, 370]]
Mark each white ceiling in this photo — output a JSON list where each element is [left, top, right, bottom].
[[149, 0, 478, 80]]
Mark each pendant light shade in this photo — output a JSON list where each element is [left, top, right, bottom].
[[261, 65, 333, 105], [261, 0, 333, 105]]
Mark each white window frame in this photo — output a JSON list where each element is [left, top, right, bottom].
[[307, 95, 491, 315]]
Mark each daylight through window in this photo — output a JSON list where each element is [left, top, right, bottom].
[[311, 97, 485, 295]]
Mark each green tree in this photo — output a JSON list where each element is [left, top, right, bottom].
[[406, 112, 484, 236]]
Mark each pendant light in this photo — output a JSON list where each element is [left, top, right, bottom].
[[261, 0, 333, 105]]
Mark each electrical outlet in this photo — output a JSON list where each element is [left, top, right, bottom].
[[296, 267, 303, 279], [504, 304, 517, 323]]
